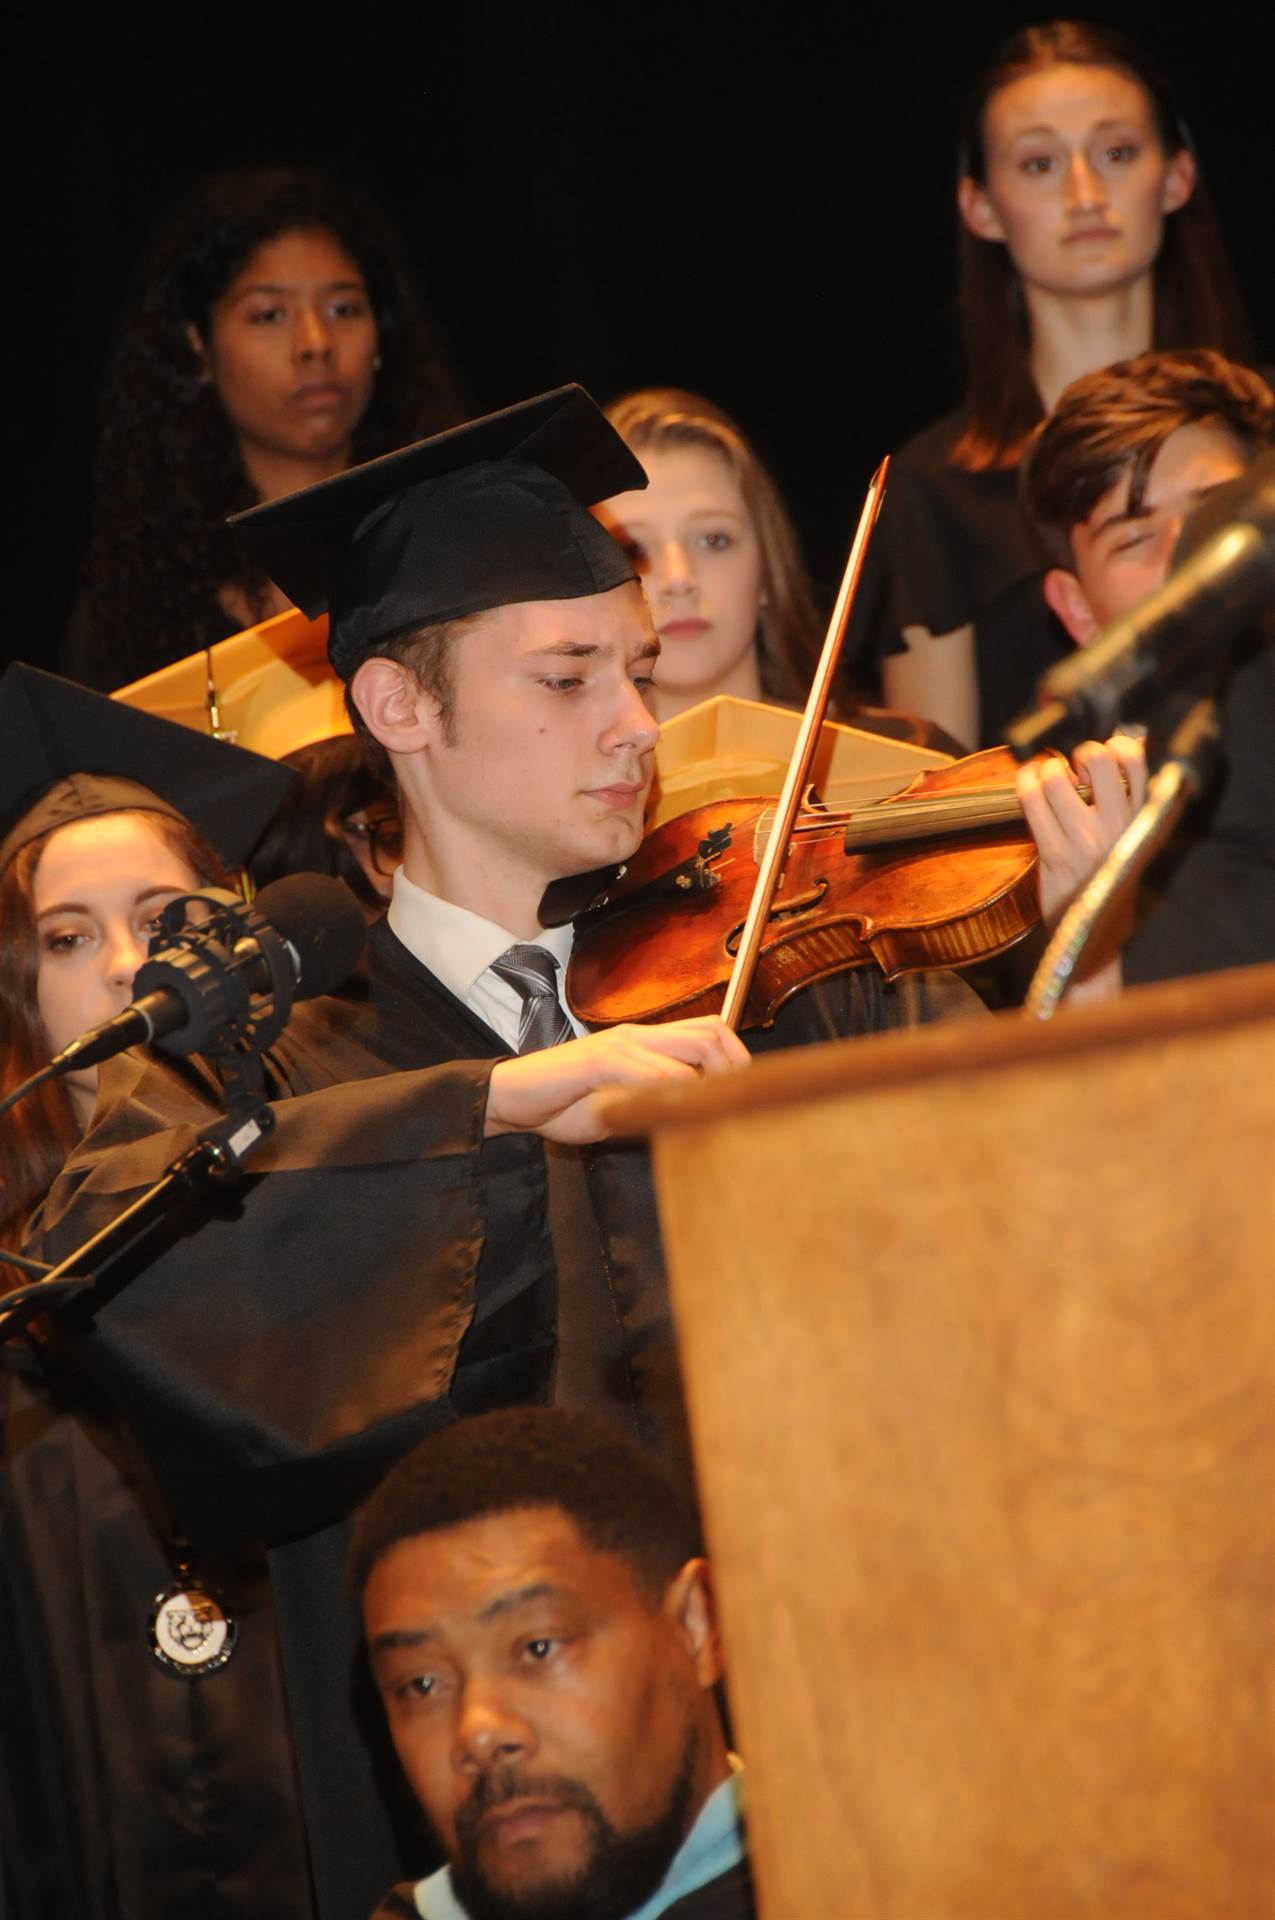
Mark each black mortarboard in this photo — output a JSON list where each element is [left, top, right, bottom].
[[229, 384, 646, 681], [0, 664, 296, 871]]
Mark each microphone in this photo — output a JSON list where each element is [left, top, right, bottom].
[[50, 873, 367, 1074], [1007, 451, 1275, 758]]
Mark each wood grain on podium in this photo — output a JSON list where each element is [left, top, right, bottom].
[[611, 966, 1275, 1919]]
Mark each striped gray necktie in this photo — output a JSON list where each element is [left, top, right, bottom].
[[489, 944, 575, 1053]]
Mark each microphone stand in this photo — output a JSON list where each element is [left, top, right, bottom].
[[0, 1047, 275, 1343], [1024, 698, 1221, 1022]]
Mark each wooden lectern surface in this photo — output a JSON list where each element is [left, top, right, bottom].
[[617, 967, 1275, 1919]]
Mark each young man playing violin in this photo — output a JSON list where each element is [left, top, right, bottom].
[[34, 386, 1142, 1919], [1021, 346, 1275, 984]]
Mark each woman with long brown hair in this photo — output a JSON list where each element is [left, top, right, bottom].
[[0, 669, 321, 1919], [599, 386, 960, 747], [863, 20, 1258, 751]]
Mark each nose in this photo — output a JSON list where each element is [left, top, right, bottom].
[[452, 1683, 535, 1777], [294, 304, 335, 363], [1156, 516, 1186, 571], [606, 673, 660, 756], [649, 537, 696, 602], [1065, 151, 1106, 213], [105, 925, 149, 999]]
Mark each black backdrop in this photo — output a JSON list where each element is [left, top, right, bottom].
[[10, 1, 1272, 675]]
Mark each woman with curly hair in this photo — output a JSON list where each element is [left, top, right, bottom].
[[63, 166, 462, 691], [861, 21, 1258, 752]]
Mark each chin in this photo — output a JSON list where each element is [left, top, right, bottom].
[[602, 812, 647, 860]]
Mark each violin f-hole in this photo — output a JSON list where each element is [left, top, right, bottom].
[[725, 878, 830, 955]]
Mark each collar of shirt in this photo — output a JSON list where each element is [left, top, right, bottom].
[[411, 1764, 747, 1920], [388, 866, 584, 1050]]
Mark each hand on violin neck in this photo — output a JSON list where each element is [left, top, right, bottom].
[[484, 1016, 750, 1145], [1016, 733, 1147, 996]]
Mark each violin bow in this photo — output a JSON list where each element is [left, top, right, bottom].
[[718, 456, 890, 1031]]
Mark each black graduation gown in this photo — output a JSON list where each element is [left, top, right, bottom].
[[0, 1360, 313, 1920], [30, 919, 975, 1918]]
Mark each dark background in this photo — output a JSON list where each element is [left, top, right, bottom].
[[11, 2, 1272, 673]]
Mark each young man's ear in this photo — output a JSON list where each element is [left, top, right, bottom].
[[664, 1559, 724, 1691], [350, 657, 439, 757], [957, 175, 1007, 244], [1043, 568, 1101, 647]]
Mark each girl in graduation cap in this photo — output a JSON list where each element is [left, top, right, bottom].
[[0, 666, 292, 1249], [0, 666, 316, 1920]]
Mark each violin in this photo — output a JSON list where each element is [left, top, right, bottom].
[[566, 455, 1058, 1033], [566, 746, 1045, 1030]]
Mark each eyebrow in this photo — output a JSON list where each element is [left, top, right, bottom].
[[368, 1582, 568, 1656], [524, 638, 661, 662], [1007, 117, 1140, 141], [36, 885, 186, 920], [230, 278, 367, 298], [618, 508, 748, 527], [1091, 482, 1220, 540]]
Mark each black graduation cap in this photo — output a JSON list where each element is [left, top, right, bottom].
[[229, 383, 647, 681], [0, 664, 296, 871]]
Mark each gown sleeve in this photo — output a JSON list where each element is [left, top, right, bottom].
[[32, 1043, 499, 1548]]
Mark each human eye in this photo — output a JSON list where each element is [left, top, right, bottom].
[[539, 675, 584, 694], [521, 1635, 560, 1665], [392, 1669, 441, 1707], [1101, 139, 1140, 166], [246, 303, 288, 325], [697, 529, 734, 553], [42, 926, 89, 956], [1018, 152, 1057, 177], [330, 294, 371, 319], [137, 892, 184, 940]]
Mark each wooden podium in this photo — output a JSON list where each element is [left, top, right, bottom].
[[610, 966, 1275, 1919]]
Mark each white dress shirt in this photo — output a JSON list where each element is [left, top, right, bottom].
[[388, 867, 586, 1051]]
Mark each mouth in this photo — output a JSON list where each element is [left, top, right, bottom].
[[659, 617, 710, 638], [291, 381, 347, 408], [584, 780, 647, 810], [478, 1799, 574, 1846], [1063, 226, 1118, 245]]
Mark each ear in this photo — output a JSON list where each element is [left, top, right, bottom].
[[185, 321, 212, 383], [957, 174, 1006, 243], [1161, 146, 1197, 216], [663, 1558, 723, 1691], [349, 656, 440, 758], [1043, 568, 1101, 647]]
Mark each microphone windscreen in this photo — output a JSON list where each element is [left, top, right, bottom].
[[252, 873, 368, 999]]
